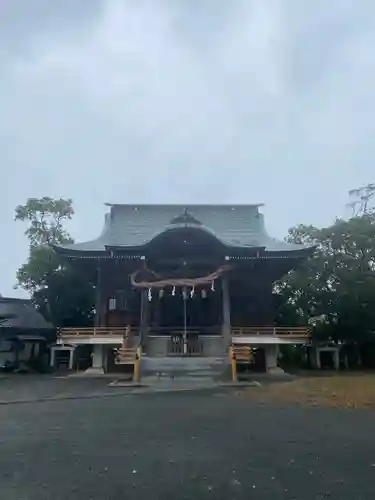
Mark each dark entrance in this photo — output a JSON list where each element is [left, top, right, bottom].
[[158, 292, 218, 356], [320, 350, 335, 369], [253, 348, 266, 372], [54, 349, 71, 370], [237, 347, 267, 374], [159, 292, 220, 330]]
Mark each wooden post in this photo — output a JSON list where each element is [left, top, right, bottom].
[[315, 348, 321, 369], [221, 275, 231, 348], [134, 346, 142, 382], [230, 347, 237, 382], [50, 347, 56, 368], [333, 348, 340, 370], [68, 348, 74, 370], [124, 324, 131, 348], [140, 289, 149, 346], [95, 262, 102, 327]]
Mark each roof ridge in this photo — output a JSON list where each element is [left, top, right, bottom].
[[0, 297, 31, 304], [107, 203, 264, 208]]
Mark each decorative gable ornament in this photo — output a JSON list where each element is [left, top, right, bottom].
[[169, 209, 202, 226]]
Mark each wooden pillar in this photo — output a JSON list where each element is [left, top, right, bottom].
[[134, 346, 142, 382], [221, 275, 231, 348], [68, 348, 75, 370], [92, 344, 104, 371], [95, 262, 102, 327], [140, 289, 149, 345], [315, 348, 321, 369], [152, 293, 161, 327], [265, 345, 278, 372], [333, 348, 340, 370], [50, 347, 56, 368], [230, 346, 237, 382], [261, 276, 273, 325]]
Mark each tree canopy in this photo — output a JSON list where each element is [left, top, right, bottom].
[[15, 197, 94, 327], [276, 183, 375, 343]]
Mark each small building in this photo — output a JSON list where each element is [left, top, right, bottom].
[[53, 204, 314, 375], [0, 297, 55, 369]]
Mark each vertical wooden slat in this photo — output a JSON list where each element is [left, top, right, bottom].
[[94, 263, 101, 327], [139, 289, 149, 346], [230, 347, 237, 382], [221, 276, 231, 347], [134, 346, 142, 382]]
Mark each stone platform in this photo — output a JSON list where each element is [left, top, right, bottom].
[[140, 355, 228, 380]]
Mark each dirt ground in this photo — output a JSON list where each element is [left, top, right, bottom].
[[244, 372, 375, 410]]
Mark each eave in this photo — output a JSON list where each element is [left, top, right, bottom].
[[227, 245, 314, 259]]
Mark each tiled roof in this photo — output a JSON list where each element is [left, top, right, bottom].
[[0, 298, 53, 331], [55, 204, 311, 255]]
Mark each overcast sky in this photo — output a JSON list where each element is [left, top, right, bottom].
[[1, 0, 375, 297]]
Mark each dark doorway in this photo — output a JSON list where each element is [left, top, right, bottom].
[[158, 292, 221, 331], [252, 348, 267, 372], [237, 348, 266, 373], [54, 350, 71, 370], [159, 295, 184, 327], [320, 350, 335, 369], [186, 294, 220, 328]]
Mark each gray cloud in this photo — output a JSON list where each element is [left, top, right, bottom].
[[1, 0, 375, 296], [0, 0, 103, 56]]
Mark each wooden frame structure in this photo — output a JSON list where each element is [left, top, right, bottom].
[[53, 204, 314, 376]]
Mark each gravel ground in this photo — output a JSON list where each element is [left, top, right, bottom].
[[0, 385, 375, 500], [0, 374, 133, 403]]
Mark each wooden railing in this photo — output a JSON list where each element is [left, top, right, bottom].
[[114, 347, 138, 364], [59, 327, 129, 337], [231, 326, 310, 337], [230, 345, 254, 363], [149, 326, 220, 336], [59, 325, 310, 339], [59, 326, 217, 337], [113, 346, 142, 381]]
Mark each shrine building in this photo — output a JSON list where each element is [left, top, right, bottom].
[[53, 204, 312, 375]]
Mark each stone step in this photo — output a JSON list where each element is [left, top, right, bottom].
[[141, 356, 228, 379]]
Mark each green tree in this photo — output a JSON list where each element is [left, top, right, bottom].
[[277, 191, 375, 343], [347, 183, 375, 216], [15, 197, 94, 327], [15, 197, 74, 292], [15, 197, 74, 247]]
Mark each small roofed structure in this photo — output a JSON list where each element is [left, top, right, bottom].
[[0, 297, 55, 370]]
